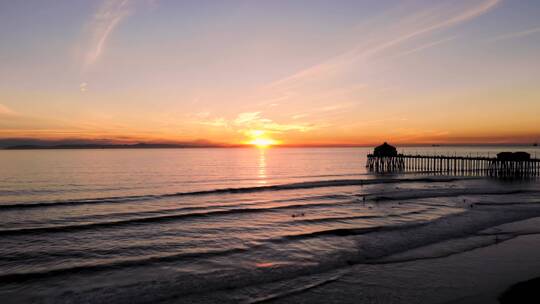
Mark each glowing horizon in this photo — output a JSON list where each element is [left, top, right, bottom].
[[1, 0, 540, 146]]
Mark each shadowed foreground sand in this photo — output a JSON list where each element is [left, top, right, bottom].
[[499, 277, 540, 304]]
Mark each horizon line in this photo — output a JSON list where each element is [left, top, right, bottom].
[[2, 142, 538, 150]]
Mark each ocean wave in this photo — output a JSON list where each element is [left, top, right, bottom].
[[370, 189, 540, 201], [0, 247, 248, 284], [0, 177, 468, 210], [244, 271, 346, 304], [474, 201, 540, 206], [0, 219, 443, 283], [4, 206, 540, 291], [291, 209, 428, 224], [368, 234, 516, 265], [0, 200, 368, 236], [279, 222, 429, 241]]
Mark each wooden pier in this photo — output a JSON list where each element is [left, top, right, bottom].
[[366, 154, 540, 177], [366, 143, 540, 178]]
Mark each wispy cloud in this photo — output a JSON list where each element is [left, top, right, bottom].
[[199, 118, 228, 128], [239, 0, 502, 131], [0, 104, 16, 116], [232, 112, 313, 133], [234, 112, 267, 126], [394, 35, 458, 58], [196, 112, 313, 137], [82, 0, 134, 71], [229, 0, 502, 143], [267, 0, 500, 89], [487, 26, 540, 43]]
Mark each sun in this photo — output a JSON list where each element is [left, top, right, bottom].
[[248, 137, 279, 148], [245, 130, 280, 148]]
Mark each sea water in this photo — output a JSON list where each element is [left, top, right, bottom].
[[0, 147, 539, 303]]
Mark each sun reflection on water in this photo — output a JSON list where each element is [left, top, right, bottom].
[[258, 148, 267, 184]]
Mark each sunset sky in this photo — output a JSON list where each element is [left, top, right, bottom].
[[1, 0, 539, 146]]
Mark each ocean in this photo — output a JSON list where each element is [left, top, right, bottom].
[[1, 147, 539, 303]]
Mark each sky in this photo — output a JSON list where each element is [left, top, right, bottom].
[[1, 0, 540, 146]]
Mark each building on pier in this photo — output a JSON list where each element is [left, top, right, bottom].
[[367, 142, 403, 172], [497, 152, 530, 161], [373, 142, 398, 157]]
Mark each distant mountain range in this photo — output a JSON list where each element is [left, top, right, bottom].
[[0, 139, 234, 150], [3, 143, 234, 150]]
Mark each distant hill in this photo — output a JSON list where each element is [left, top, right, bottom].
[[3, 142, 232, 150]]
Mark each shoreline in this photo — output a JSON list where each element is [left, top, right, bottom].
[[268, 217, 540, 304]]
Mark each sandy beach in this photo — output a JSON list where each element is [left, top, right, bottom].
[[267, 217, 540, 304]]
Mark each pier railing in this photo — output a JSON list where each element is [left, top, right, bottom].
[[366, 154, 540, 178]]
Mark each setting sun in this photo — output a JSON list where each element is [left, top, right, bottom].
[[248, 137, 279, 148], [244, 130, 280, 147]]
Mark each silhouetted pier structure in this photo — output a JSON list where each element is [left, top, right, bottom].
[[366, 143, 540, 178]]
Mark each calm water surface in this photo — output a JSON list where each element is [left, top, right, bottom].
[[0, 147, 539, 303]]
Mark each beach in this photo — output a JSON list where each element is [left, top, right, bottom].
[[266, 217, 540, 304]]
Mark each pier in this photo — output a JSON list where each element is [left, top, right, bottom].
[[366, 143, 540, 178]]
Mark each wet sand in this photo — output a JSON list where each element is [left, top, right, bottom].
[[270, 217, 540, 304]]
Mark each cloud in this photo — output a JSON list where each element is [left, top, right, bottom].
[[234, 112, 268, 125], [232, 112, 312, 133], [79, 82, 88, 92], [266, 0, 500, 89], [292, 114, 309, 120], [199, 118, 228, 128], [82, 0, 134, 70], [0, 104, 15, 116], [487, 26, 540, 43], [394, 35, 458, 58], [243, 0, 501, 125], [196, 112, 313, 137]]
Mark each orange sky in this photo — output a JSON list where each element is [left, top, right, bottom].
[[1, 0, 540, 146]]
